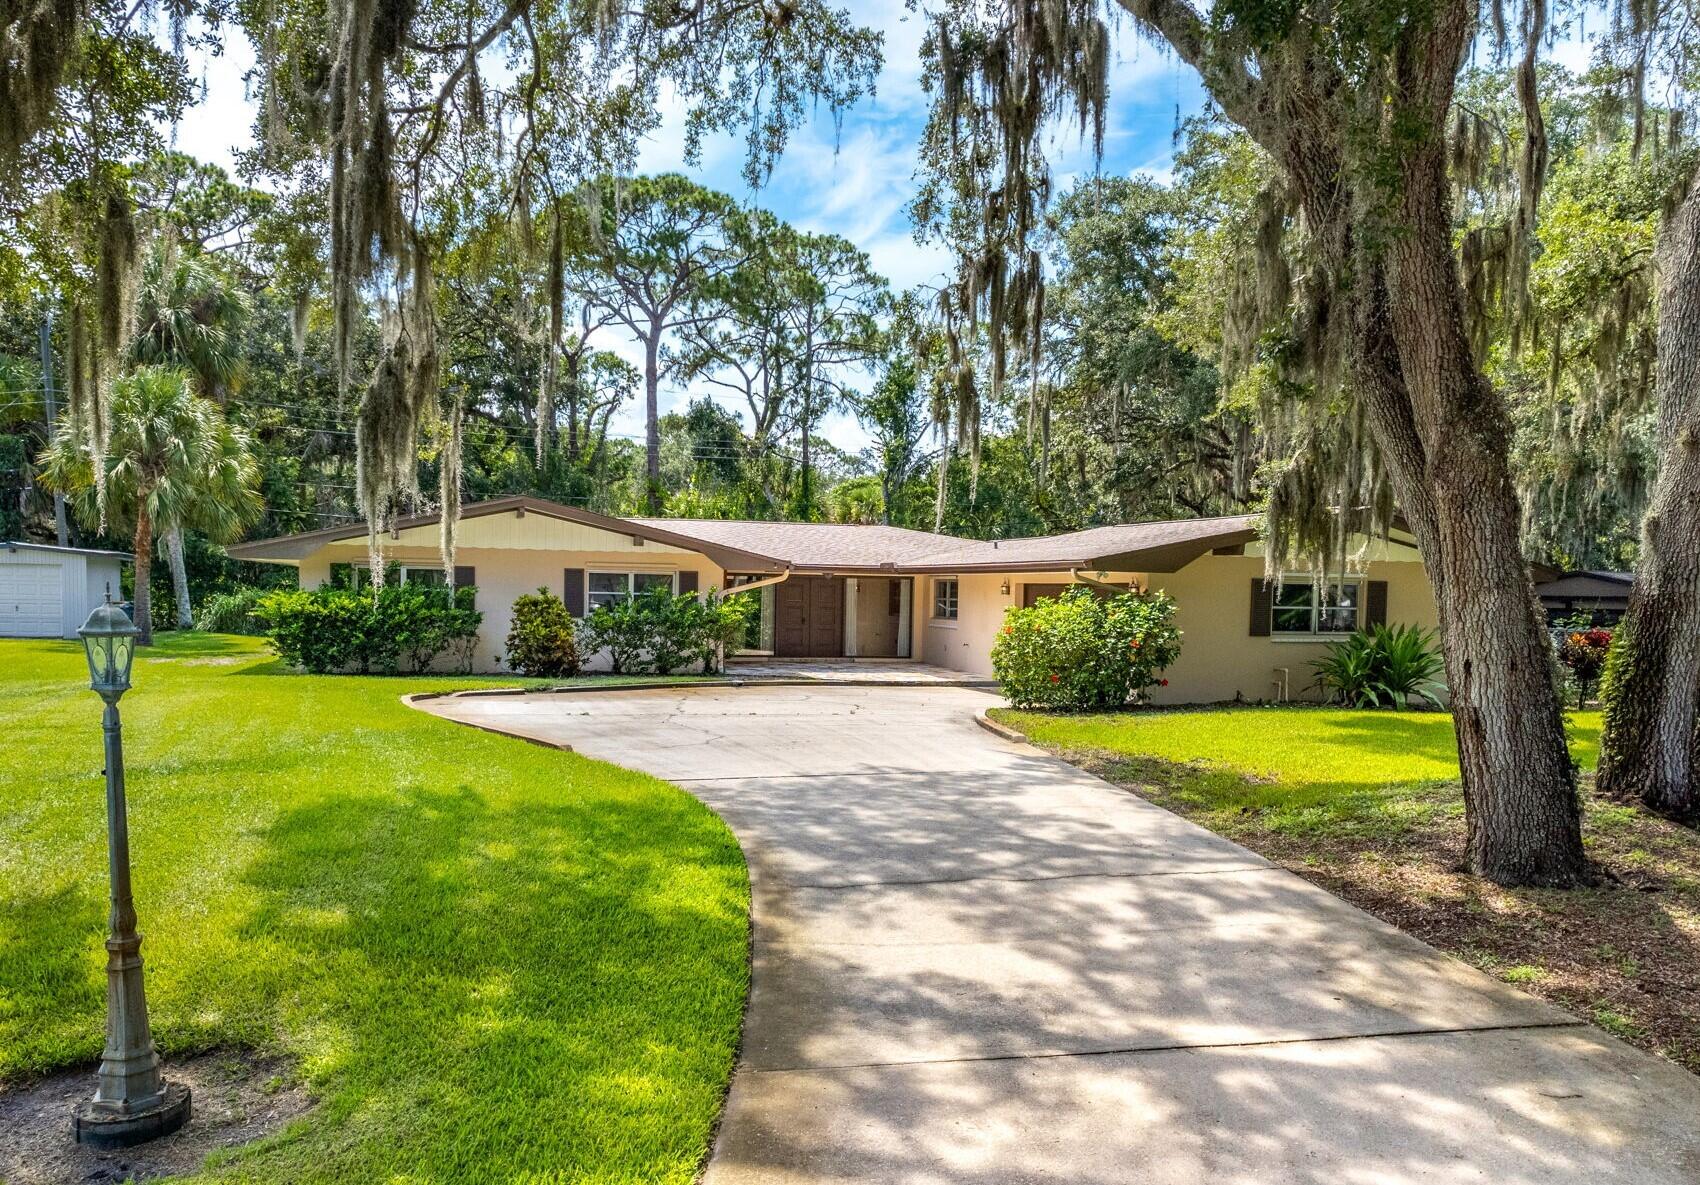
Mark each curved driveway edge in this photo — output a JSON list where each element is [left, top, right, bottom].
[[414, 685, 1700, 1184]]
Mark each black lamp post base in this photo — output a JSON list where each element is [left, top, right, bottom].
[[72, 1081, 192, 1149]]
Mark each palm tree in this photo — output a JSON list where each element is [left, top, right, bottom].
[[131, 242, 255, 626], [38, 366, 260, 644], [132, 245, 253, 400]]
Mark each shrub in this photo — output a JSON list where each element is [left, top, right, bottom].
[[196, 585, 270, 634], [257, 583, 481, 674], [506, 589, 581, 678], [699, 591, 759, 674], [644, 587, 707, 675], [579, 587, 759, 675], [991, 586, 1182, 711], [1310, 624, 1446, 709], [581, 594, 654, 674], [1557, 626, 1613, 706]]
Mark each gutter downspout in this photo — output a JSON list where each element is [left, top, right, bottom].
[[728, 567, 792, 596], [1071, 567, 1136, 594]]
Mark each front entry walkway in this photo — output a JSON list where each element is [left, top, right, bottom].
[[418, 686, 1700, 1184]]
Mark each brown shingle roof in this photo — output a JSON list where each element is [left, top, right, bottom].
[[228, 494, 1263, 575], [627, 518, 972, 570], [903, 515, 1262, 573]]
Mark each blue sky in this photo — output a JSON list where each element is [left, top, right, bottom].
[[171, 7, 1205, 450]]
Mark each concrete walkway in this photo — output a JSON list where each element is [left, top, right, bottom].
[[418, 685, 1700, 1184]]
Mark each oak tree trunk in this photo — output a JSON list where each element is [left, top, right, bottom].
[[132, 500, 154, 646], [1598, 172, 1700, 822], [165, 524, 193, 631], [1380, 122, 1585, 886]]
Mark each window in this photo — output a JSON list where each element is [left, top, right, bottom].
[[933, 577, 959, 621], [328, 563, 442, 590], [587, 570, 675, 612], [1273, 579, 1360, 635]]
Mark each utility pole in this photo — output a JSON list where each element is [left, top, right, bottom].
[[40, 312, 68, 546]]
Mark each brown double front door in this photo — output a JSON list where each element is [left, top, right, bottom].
[[774, 576, 845, 657]]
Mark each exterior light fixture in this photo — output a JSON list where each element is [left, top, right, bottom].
[[999, 579, 1011, 596], [72, 601, 191, 1148]]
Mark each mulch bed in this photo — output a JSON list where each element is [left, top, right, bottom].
[[0, 1050, 313, 1184], [1073, 753, 1700, 1075]]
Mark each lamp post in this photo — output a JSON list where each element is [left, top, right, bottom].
[[71, 601, 192, 1148]]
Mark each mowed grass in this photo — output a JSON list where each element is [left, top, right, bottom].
[[990, 705, 1602, 841], [0, 634, 749, 1183]]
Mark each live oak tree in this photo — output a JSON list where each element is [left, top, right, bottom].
[[919, 0, 1593, 884], [2, 0, 204, 530], [237, 0, 879, 565], [1589, 0, 1700, 822]]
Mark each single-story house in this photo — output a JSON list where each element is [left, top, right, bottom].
[[1534, 570, 1632, 626], [227, 495, 1440, 704], [0, 541, 132, 640]]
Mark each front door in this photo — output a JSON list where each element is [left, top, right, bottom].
[[774, 577, 845, 657]]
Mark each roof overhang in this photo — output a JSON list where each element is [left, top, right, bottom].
[[3, 541, 133, 560], [226, 496, 788, 573], [892, 523, 1264, 575]]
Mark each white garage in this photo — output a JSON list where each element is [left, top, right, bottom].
[[0, 542, 131, 640]]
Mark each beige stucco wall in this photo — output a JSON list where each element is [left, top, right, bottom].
[[293, 512, 728, 672], [921, 552, 1439, 705], [850, 577, 905, 658], [1149, 555, 1438, 705]]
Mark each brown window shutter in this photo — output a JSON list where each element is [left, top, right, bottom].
[[453, 566, 475, 589], [677, 570, 699, 595], [1366, 580, 1388, 628], [1250, 579, 1273, 637], [564, 568, 585, 616]]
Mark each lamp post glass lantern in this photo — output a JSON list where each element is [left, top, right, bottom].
[[72, 601, 192, 1148]]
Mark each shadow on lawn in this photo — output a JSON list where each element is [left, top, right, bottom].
[[228, 778, 747, 1180]]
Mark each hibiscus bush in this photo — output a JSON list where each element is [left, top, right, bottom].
[[991, 586, 1182, 710]]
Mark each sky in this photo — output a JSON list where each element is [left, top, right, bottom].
[[166, 7, 1202, 452]]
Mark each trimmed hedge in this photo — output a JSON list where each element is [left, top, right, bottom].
[[580, 587, 757, 675], [991, 586, 1182, 710], [258, 583, 481, 674]]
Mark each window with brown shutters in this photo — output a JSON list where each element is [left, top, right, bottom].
[[1365, 580, 1388, 627], [1250, 579, 1273, 636]]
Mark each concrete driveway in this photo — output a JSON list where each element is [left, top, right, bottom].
[[419, 685, 1700, 1184]]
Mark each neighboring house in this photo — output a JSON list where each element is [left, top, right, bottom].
[[227, 495, 1440, 704], [1535, 570, 1632, 626], [1, 542, 131, 640]]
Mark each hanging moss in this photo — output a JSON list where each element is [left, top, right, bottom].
[[0, 0, 79, 166]]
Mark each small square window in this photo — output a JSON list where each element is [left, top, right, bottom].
[[401, 566, 445, 588], [933, 578, 959, 620], [1272, 578, 1361, 635], [588, 571, 630, 611]]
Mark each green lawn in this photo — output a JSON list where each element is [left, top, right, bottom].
[[0, 634, 749, 1183], [990, 705, 1602, 840]]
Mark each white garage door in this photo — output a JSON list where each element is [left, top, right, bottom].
[[0, 560, 63, 637]]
